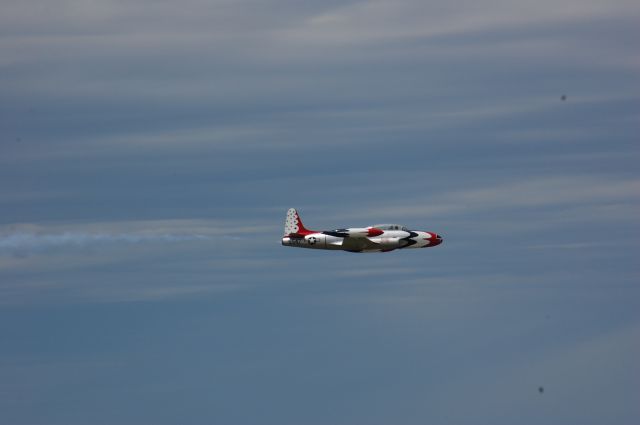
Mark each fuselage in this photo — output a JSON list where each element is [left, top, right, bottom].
[[282, 229, 442, 252], [281, 215, 443, 253]]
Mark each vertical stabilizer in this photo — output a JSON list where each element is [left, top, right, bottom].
[[284, 208, 314, 236]]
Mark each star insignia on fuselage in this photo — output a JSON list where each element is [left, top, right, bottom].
[[308, 236, 317, 245]]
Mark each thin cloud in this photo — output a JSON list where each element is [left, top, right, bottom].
[[327, 175, 640, 222], [276, 0, 639, 45]]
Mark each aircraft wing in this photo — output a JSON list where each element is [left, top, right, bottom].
[[323, 227, 384, 239], [340, 237, 380, 252]]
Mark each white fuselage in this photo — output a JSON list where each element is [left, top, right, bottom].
[[281, 209, 443, 253], [281, 230, 440, 252]]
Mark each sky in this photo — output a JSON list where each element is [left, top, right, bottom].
[[0, 0, 639, 424]]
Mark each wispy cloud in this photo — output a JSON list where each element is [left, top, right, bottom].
[[329, 175, 640, 222], [277, 0, 640, 45]]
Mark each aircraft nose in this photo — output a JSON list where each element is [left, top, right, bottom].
[[432, 233, 443, 245]]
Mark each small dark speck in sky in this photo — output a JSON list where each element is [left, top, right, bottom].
[[539, 386, 545, 394], [561, 95, 567, 101]]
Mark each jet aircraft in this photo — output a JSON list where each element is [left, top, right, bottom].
[[281, 208, 443, 253]]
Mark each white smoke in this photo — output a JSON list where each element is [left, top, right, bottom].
[[0, 232, 210, 253]]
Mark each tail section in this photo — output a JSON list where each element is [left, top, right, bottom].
[[284, 208, 315, 236]]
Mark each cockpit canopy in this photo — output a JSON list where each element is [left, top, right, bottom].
[[372, 224, 409, 231]]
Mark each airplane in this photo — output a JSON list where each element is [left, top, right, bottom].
[[281, 208, 443, 253]]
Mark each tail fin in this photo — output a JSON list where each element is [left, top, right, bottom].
[[284, 208, 314, 236]]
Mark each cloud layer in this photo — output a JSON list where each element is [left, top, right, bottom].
[[0, 0, 638, 424]]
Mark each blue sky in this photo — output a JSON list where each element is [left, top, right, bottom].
[[1, 0, 639, 424]]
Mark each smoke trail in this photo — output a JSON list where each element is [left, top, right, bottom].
[[0, 232, 210, 252]]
